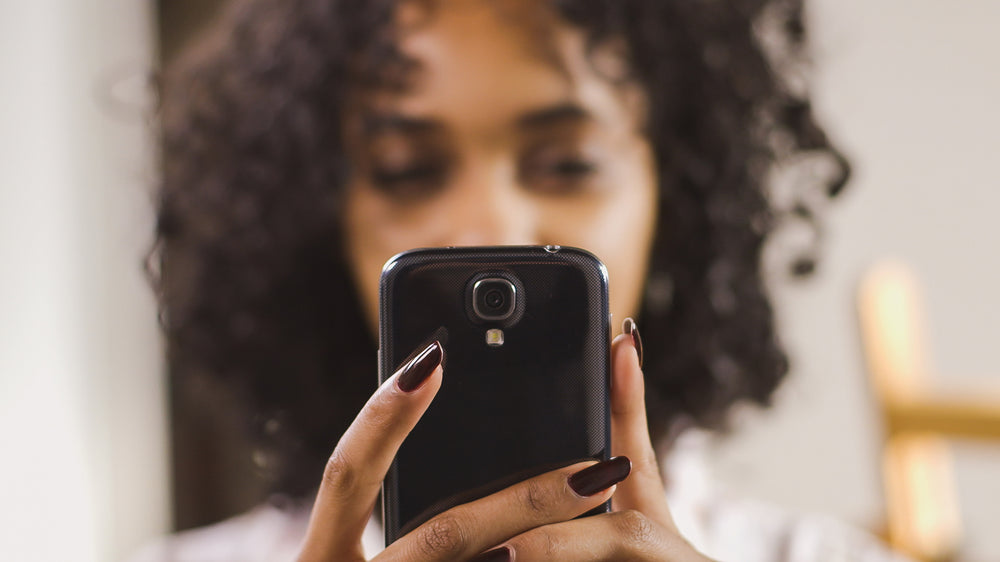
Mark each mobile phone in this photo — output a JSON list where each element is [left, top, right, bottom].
[[378, 245, 612, 544]]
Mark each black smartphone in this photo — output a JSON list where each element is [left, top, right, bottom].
[[378, 245, 612, 544]]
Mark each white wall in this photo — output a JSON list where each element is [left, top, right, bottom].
[[0, 2, 167, 561], [710, 0, 1000, 558]]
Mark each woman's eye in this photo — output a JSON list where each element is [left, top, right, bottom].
[[370, 163, 447, 201], [547, 159, 596, 177], [522, 154, 599, 195]]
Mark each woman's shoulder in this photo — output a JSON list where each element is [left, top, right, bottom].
[[126, 499, 385, 562], [126, 503, 310, 562], [666, 432, 910, 562], [676, 493, 910, 562]]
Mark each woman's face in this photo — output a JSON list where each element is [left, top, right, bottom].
[[344, 0, 658, 331]]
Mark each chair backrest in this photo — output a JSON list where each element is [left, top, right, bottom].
[[858, 261, 962, 561]]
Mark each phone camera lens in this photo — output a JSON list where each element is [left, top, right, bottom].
[[472, 278, 516, 321], [485, 289, 505, 309]]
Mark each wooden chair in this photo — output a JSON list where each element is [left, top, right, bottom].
[[857, 261, 1000, 561]]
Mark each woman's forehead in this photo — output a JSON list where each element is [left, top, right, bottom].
[[360, 0, 637, 134], [396, 0, 572, 87], [396, 0, 558, 35]]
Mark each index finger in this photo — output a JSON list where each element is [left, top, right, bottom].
[[298, 341, 444, 561]]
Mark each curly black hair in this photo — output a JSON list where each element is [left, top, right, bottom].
[[155, 0, 848, 511]]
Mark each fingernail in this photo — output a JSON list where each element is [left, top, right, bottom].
[[396, 341, 442, 392], [468, 546, 511, 562], [623, 317, 643, 368], [568, 456, 631, 497]]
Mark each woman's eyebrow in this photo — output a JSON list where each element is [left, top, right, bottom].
[[516, 103, 590, 129], [361, 113, 440, 136], [359, 103, 590, 136]]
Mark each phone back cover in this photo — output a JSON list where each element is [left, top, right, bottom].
[[379, 246, 611, 542]]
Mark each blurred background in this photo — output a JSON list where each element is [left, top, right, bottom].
[[1, 0, 997, 560]]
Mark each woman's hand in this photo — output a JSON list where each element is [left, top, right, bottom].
[[469, 321, 712, 560], [296, 321, 713, 561]]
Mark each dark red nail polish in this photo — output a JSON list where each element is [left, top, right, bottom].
[[623, 317, 643, 368], [568, 456, 631, 497], [468, 546, 511, 562], [397, 341, 442, 392]]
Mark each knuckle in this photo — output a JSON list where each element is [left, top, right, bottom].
[[636, 446, 660, 474], [614, 509, 655, 547], [514, 528, 563, 560], [542, 529, 562, 557], [416, 514, 468, 558], [520, 478, 557, 517], [322, 449, 357, 494]]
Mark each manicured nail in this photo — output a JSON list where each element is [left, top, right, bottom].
[[468, 546, 511, 562], [396, 341, 442, 392], [623, 317, 643, 368], [568, 456, 631, 497]]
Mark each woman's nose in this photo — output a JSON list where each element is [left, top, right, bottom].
[[439, 163, 539, 246]]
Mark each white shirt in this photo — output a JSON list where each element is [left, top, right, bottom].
[[130, 433, 910, 562]]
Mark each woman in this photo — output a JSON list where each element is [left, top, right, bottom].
[[149, 0, 895, 560]]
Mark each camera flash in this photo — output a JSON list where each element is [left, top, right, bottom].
[[486, 329, 504, 347]]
